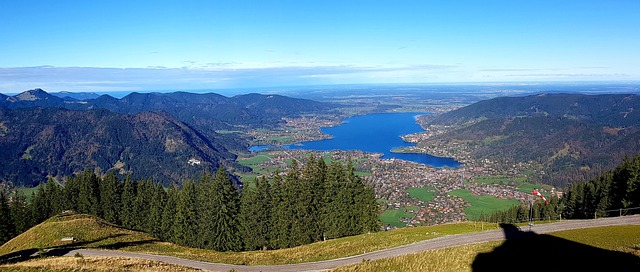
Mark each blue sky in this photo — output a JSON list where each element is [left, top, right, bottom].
[[1, 0, 639, 92]]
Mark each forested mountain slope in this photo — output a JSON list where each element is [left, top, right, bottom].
[[562, 153, 640, 219], [428, 93, 640, 126], [422, 94, 640, 187], [0, 88, 337, 185], [0, 107, 239, 186], [2, 89, 338, 153]]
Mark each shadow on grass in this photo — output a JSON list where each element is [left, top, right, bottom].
[[0, 233, 156, 264], [97, 239, 158, 250], [473, 224, 640, 272]]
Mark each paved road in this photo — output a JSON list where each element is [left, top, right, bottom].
[[66, 215, 640, 272]]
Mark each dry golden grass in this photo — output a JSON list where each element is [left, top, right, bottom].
[[0, 256, 204, 272], [3, 213, 639, 271], [1, 212, 569, 267], [547, 225, 640, 255], [0, 212, 498, 266], [125, 221, 500, 265], [332, 241, 501, 272], [331, 225, 640, 272]]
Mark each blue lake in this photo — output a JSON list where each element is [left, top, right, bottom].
[[253, 112, 460, 168]]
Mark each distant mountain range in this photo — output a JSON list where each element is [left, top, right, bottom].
[[50, 91, 102, 101], [0, 89, 338, 186], [424, 93, 640, 187], [2, 88, 336, 130]]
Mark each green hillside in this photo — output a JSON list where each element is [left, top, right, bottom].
[[1, 212, 498, 266], [333, 225, 640, 272], [0, 213, 157, 256], [3, 212, 638, 272], [422, 93, 640, 187]]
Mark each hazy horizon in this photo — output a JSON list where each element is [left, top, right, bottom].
[[3, 81, 640, 99]]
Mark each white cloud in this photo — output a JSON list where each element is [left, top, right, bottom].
[[0, 65, 459, 93]]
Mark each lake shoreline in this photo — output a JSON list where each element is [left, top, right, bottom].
[[251, 112, 461, 168]]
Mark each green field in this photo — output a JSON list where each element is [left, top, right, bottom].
[[516, 182, 552, 194], [449, 189, 521, 220], [12, 185, 42, 202], [469, 175, 553, 195], [266, 136, 294, 144], [237, 153, 272, 167], [407, 186, 437, 202], [380, 206, 419, 227], [236, 152, 275, 185], [214, 130, 243, 134]]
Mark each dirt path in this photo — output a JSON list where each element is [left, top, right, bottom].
[[65, 215, 640, 272]]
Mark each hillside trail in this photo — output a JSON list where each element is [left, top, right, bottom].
[[65, 215, 640, 272]]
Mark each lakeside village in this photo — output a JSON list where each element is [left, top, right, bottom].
[[243, 116, 563, 228]]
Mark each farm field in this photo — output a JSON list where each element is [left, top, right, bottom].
[[407, 186, 437, 202], [449, 189, 521, 220], [380, 206, 419, 227]]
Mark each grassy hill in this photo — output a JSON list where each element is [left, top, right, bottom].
[[333, 225, 640, 272], [2, 213, 638, 271], [0, 213, 157, 256], [1, 212, 499, 266]]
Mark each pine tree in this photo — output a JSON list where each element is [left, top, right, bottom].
[[288, 158, 314, 246], [76, 170, 100, 216], [208, 167, 242, 251], [269, 170, 293, 249], [100, 172, 122, 224], [148, 182, 167, 238], [0, 189, 15, 244], [160, 183, 178, 241], [120, 176, 138, 229], [63, 175, 80, 211], [562, 189, 576, 218], [30, 183, 50, 225], [10, 190, 30, 234], [44, 178, 63, 215], [625, 155, 640, 208], [299, 155, 324, 242], [173, 180, 199, 247], [240, 176, 271, 250], [196, 172, 215, 248], [134, 179, 154, 232], [254, 176, 272, 249], [323, 161, 352, 239], [610, 162, 630, 209], [356, 181, 381, 233]]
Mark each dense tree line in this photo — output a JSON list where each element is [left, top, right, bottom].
[[480, 153, 640, 223], [478, 196, 562, 223], [0, 156, 380, 250], [561, 154, 640, 219]]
